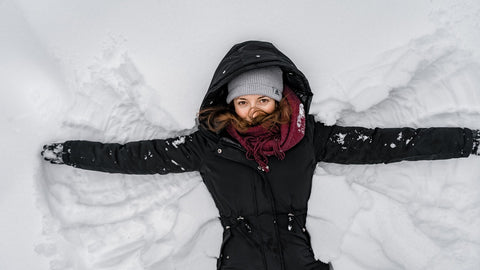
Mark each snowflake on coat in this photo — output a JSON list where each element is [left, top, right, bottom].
[[297, 103, 305, 134]]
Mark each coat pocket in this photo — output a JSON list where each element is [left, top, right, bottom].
[[217, 228, 232, 270]]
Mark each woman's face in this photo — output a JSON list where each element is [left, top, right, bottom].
[[233, 95, 276, 122]]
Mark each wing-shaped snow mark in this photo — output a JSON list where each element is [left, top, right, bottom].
[[38, 41, 205, 270], [61, 43, 179, 143], [413, 111, 480, 129], [339, 42, 480, 129], [92, 238, 146, 268], [40, 170, 202, 268], [321, 19, 480, 269], [335, 31, 478, 123]]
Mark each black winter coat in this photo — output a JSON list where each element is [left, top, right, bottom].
[[62, 41, 474, 270]]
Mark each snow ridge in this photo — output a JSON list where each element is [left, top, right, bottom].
[[37, 46, 207, 270], [309, 23, 480, 270]]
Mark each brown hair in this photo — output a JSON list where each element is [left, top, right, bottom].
[[198, 96, 292, 133]]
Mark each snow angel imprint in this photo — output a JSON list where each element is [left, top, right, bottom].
[[42, 40, 480, 270]]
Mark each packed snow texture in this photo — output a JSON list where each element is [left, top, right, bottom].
[[2, 0, 480, 270]]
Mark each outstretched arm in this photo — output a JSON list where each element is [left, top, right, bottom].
[[314, 122, 477, 164], [41, 131, 207, 174]]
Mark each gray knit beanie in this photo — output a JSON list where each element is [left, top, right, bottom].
[[226, 66, 283, 104]]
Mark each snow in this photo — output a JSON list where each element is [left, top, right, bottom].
[[171, 137, 186, 149], [333, 133, 347, 145], [357, 134, 370, 142], [297, 103, 306, 134], [1, 0, 480, 270]]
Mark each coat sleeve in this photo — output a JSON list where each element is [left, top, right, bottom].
[[313, 122, 473, 164], [61, 131, 207, 174]]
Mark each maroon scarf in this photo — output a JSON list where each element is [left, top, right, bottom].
[[226, 86, 306, 172]]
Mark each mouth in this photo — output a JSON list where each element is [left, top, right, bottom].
[[246, 112, 269, 126]]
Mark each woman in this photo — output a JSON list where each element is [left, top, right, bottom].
[[42, 40, 480, 270]]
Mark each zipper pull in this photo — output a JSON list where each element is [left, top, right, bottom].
[[287, 213, 294, 231]]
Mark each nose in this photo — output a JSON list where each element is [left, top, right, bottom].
[[250, 106, 264, 119], [248, 106, 257, 116]]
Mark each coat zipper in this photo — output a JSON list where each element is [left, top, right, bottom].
[[252, 177, 268, 270], [261, 172, 287, 270], [218, 136, 271, 269]]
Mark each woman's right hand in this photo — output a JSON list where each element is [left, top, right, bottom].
[[41, 143, 65, 164]]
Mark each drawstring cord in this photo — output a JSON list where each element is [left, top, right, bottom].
[[287, 213, 306, 232], [287, 213, 294, 231], [223, 213, 306, 233], [237, 216, 252, 233]]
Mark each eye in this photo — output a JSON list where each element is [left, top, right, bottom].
[[237, 100, 247, 106], [259, 98, 270, 103]]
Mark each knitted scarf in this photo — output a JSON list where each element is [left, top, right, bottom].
[[226, 86, 306, 172]]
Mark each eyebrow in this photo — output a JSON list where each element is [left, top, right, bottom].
[[236, 96, 269, 101]]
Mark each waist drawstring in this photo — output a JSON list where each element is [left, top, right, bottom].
[[287, 212, 306, 232], [220, 212, 307, 232], [237, 216, 252, 233], [287, 213, 294, 231]]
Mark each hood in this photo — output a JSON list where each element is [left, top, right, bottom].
[[200, 40, 313, 113]]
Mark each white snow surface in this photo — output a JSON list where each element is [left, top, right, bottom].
[[1, 0, 480, 269]]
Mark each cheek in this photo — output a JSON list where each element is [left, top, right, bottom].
[[264, 103, 276, 114], [234, 106, 249, 119]]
